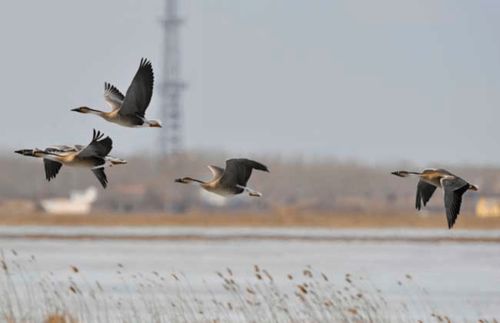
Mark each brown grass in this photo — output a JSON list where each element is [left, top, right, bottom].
[[0, 211, 499, 230], [44, 313, 76, 323], [1, 256, 497, 322], [1, 248, 498, 322]]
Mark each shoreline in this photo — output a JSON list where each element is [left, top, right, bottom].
[[0, 225, 500, 243], [1, 211, 500, 230]]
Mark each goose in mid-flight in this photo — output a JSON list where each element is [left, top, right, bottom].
[[175, 158, 269, 197], [391, 169, 478, 228], [15, 130, 126, 188], [72, 58, 161, 128]]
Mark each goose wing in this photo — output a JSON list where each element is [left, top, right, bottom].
[[219, 159, 269, 187], [118, 58, 154, 118], [43, 159, 62, 181], [208, 165, 224, 180], [104, 82, 125, 111], [92, 168, 108, 189], [442, 177, 470, 229], [415, 180, 437, 210], [78, 129, 112, 158], [74, 144, 85, 151], [45, 145, 84, 154]]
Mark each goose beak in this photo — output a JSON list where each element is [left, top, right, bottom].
[[174, 178, 185, 183], [71, 107, 88, 113], [15, 149, 38, 157], [391, 171, 407, 177], [15, 149, 31, 156]]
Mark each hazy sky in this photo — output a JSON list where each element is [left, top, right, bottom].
[[1, 0, 500, 164]]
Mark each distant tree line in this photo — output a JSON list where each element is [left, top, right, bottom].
[[0, 152, 496, 214]]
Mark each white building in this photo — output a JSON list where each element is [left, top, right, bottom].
[[40, 187, 98, 214]]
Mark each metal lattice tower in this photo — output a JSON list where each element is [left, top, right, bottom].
[[159, 0, 185, 156]]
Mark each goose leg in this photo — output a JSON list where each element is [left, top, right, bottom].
[[236, 185, 262, 197]]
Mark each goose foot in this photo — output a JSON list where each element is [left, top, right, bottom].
[[236, 185, 263, 197]]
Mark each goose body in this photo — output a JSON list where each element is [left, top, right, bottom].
[[391, 168, 478, 229], [175, 159, 269, 197], [72, 59, 161, 128], [15, 130, 126, 188]]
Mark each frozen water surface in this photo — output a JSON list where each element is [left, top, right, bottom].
[[0, 227, 498, 321]]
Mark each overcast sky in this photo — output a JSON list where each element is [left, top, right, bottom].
[[1, 0, 500, 164]]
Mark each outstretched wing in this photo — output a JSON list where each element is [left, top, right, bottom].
[[442, 177, 470, 229], [219, 158, 269, 187], [207, 165, 224, 179], [92, 168, 108, 189], [78, 129, 113, 158], [43, 159, 62, 181], [104, 82, 125, 111], [415, 180, 437, 210], [118, 58, 154, 118]]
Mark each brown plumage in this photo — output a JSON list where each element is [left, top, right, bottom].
[[72, 58, 161, 128], [15, 130, 126, 189], [175, 158, 269, 197], [391, 169, 478, 229]]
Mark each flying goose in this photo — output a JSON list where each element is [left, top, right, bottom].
[[15, 130, 126, 188], [72, 58, 161, 128], [391, 169, 478, 229], [175, 158, 269, 197]]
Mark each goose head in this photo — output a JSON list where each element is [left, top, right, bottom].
[[391, 171, 411, 177], [71, 107, 94, 114], [174, 177, 205, 184], [15, 148, 45, 158]]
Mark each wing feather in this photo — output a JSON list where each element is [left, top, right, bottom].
[[118, 58, 154, 118], [207, 165, 224, 179], [220, 158, 269, 187], [415, 180, 437, 210], [104, 82, 125, 111], [92, 168, 108, 189], [78, 129, 113, 158], [442, 177, 470, 229], [43, 159, 63, 181]]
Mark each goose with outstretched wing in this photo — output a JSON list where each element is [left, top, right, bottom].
[[175, 158, 269, 197], [72, 58, 161, 128], [391, 169, 478, 229], [15, 130, 126, 188]]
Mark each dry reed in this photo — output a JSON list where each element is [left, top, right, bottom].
[[0, 250, 497, 323]]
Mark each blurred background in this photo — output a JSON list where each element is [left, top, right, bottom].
[[1, 1, 500, 321], [1, 1, 500, 224]]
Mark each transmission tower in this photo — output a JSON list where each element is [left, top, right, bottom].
[[159, 0, 185, 156]]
